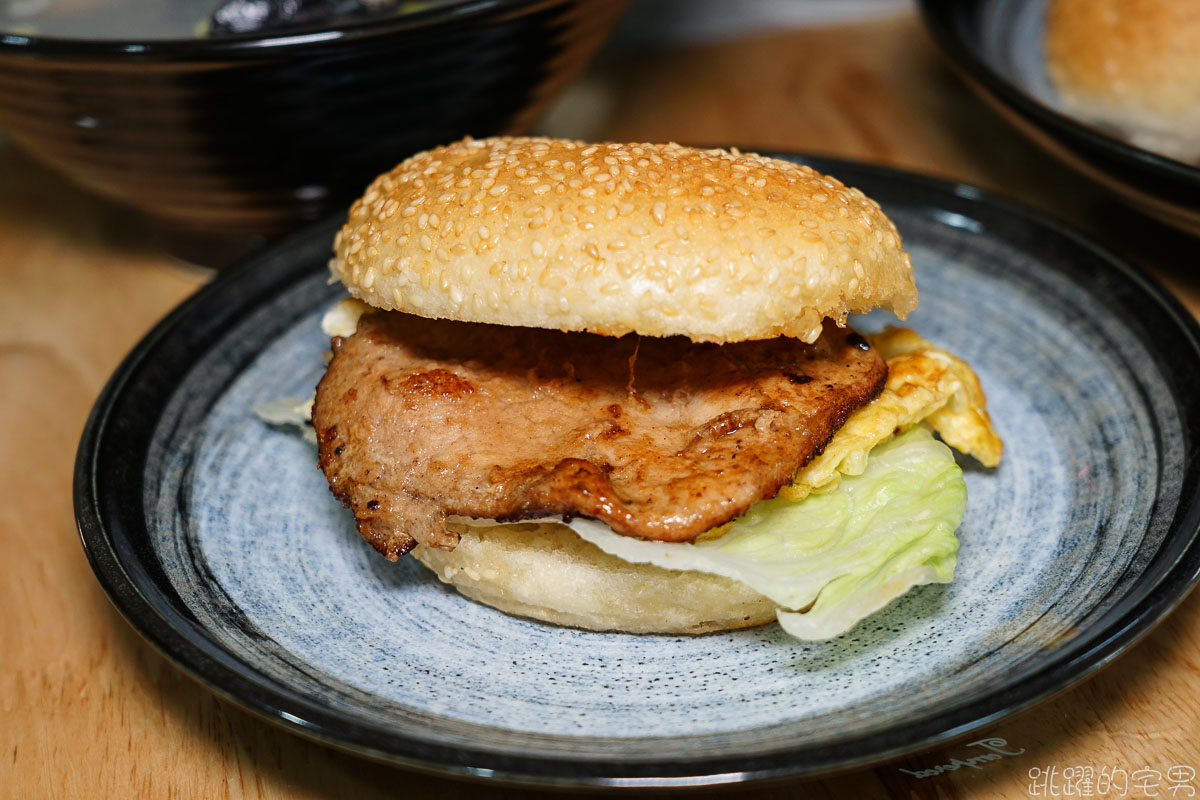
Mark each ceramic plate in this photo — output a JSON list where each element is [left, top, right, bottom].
[[75, 156, 1200, 788], [919, 0, 1200, 237]]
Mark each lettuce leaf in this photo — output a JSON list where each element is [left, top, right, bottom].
[[564, 426, 966, 640]]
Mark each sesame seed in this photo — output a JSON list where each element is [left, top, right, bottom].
[[332, 136, 908, 337]]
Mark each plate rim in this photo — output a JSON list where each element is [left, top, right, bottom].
[[74, 154, 1200, 788]]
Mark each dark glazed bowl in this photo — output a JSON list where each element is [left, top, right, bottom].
[[919, 0, 1200, 238], [0, 0, 626, 238]]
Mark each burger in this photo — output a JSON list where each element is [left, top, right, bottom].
[[308, 137, 1002, 640]]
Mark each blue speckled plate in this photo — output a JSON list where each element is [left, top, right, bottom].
[[74, 157, 1200, 788]]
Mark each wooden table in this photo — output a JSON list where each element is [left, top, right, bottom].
[[4, 12, 1199, 799]]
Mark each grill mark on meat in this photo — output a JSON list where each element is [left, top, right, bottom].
[[385, 369, 475, 400], [312, 312, 886, 560]]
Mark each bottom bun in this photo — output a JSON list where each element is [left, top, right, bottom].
[[411, 521, 778, 634]]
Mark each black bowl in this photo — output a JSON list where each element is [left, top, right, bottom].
[[919, 0, 1200, 238], [0, 0, 625, 239]]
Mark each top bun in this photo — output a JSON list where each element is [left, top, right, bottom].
[[1045, 0, 1200, 163], [332, 137, 917, 343]]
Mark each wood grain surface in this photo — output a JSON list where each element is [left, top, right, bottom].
[[4, 12, 1199, 799]]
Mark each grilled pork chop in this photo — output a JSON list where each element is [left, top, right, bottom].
[[313, 312, 887, 559]]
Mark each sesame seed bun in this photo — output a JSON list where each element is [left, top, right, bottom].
[[1045, 0, 1200, 163], [331, 137, 917, 344], [413, 522, 778, 634]]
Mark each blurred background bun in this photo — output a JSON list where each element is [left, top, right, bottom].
[[1045, 0, 1200, 163]]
